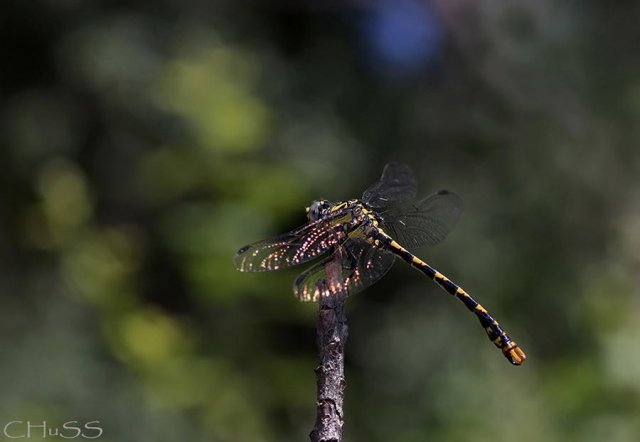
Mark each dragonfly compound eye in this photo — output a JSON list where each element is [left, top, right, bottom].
[[308, 201, 323, 221]]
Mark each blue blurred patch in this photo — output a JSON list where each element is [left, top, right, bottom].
[[362, 0, 443, 75]]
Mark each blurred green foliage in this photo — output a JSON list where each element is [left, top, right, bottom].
[[1, 1, 640, 441]]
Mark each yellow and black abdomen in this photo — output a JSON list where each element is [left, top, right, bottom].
[[372, 228, 526, 366]]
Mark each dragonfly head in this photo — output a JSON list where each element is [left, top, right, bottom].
[[306, 200, 332, 221]]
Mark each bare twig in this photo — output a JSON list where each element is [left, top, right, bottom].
[[309, 252, 348, 442]]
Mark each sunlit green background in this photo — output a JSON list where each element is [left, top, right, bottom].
[[2, 1, 640, 441]]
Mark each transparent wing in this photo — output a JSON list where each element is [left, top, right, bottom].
[[293, 239, 396, 302], [234, 212, 350, 272], [380, 190, 463, 249], [361, 162, 418, 208]]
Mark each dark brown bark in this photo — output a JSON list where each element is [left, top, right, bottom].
[[309, 253, 348, 442]]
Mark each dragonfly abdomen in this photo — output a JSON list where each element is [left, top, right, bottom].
[[373, 228, 526, 366]]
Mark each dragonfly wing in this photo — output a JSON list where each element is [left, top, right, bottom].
[[234, 217, 348, 272], [362, 162, 418, 208], [293, 239, 396, 302], [380, 190, 463, 248]]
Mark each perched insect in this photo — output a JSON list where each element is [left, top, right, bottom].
[[235, 162, 525, 365]]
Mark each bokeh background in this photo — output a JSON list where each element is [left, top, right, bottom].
[[2, 1, 640, 441]]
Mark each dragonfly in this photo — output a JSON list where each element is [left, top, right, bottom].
[[234, 162, 526, 365]]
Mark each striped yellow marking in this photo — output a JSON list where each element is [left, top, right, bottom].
[[411, 256, 422, 265], [475, 305, 487, 314], [389, 240, 402, 249], [434, 272, 445, 280], [331, 201, 347, 212]]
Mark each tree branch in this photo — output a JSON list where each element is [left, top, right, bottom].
[[309, 252, 348, 442]]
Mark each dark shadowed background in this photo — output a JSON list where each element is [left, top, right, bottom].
[[1, 1, 640, 441]]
